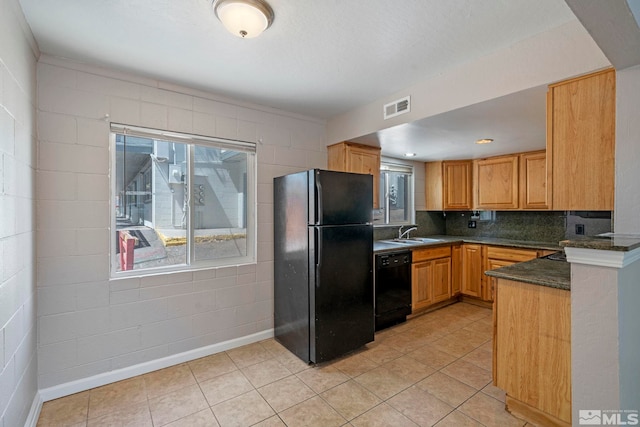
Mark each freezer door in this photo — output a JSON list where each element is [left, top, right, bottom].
[[309, 170, 372, 226], [310, 224, 374, 363]]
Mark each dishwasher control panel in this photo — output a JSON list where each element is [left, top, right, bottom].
[[376, 251, 412, 268]]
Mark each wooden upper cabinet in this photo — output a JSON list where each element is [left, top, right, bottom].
[[425, 160, 472, 210], [474, 155, 519, 210], [547, 69, 615, 211], [425, 161, 444, 210], [519, 150, 549, 210], [327, 141, 381, 208], [444, 161, 473, 210]]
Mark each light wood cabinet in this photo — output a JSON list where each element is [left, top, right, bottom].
[[411, 246, 452, 312], [425, 160, 472, 210], [519, 150, 548, 209], [327, 141, 381, 208], [547, 69, 615, 211], [494, 278, 571, 426], [444, 161, 473, 210], [461, 244, 482, 298], [474, 155, 519, 210], [482, 246, 538, 302], [451, 244, 462, 296]]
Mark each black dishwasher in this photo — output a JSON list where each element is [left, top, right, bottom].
[[375, 251, 412, 331]]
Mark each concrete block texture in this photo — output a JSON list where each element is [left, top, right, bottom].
[[34, 55, 326, 392]]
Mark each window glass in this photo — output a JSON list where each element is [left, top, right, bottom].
[[374, 162, 413, 225], [111, 125, 255, 276]]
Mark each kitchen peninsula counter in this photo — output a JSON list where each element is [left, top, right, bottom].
[[485, 257, 570, 290]]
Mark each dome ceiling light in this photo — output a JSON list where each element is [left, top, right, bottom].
[[213, 0, 274, 39]]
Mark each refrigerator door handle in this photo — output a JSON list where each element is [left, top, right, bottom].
[[315, 172, 323, 225], [315, 228, 321, 267]]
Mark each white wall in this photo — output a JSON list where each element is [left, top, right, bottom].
[[0, 0, 39, 425], [618, 259, 640, 408], [326, 20, 610, 145], [35, 55, 327, 392], [614, 65, 640, 233]]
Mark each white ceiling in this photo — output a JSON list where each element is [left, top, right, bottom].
[[18, 0, 594, 161], [350, 84, 548, 161]]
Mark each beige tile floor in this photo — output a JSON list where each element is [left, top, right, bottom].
[[37, 302, 533, 427]]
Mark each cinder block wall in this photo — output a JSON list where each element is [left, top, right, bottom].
[[35, 55, 327, 393], [0, 0, 39, 425]]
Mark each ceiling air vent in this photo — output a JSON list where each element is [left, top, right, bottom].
[[383, 96, 411, 120]]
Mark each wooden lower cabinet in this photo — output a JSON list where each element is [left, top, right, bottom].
[[461, 244, 482, 298], [451, 244, 462, 296], [494, 278, 571, 426], [411, 246, 452, 312], [482, 246, 539, 302], [414, 243, 556, 306]]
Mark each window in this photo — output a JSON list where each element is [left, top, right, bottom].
[[373, 162, 414, 225], [110, 124, 256, 276]]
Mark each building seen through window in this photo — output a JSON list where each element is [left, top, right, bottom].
[[373, 162, 413, 225], [111, 125, 256, 275]]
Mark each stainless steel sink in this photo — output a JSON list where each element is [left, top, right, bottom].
[[378, 239, 416, 245], [378, 237, 443, 246], [407, 237, 443, 243]]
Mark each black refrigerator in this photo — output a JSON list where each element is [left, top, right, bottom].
[[274, 169, 374, 364]]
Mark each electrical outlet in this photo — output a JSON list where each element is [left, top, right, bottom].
[[468, 220, 476, 229], [576, 224, 585, 235]]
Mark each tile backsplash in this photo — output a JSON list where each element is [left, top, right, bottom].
[[444, 210, 613, 243], [375, 210, 612, 244], [444, 210, 567, 242]]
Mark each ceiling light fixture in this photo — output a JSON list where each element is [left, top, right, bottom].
[[476, 138, 494, 144], [404, 153, 417, 157], [213, 0, 274, 39]]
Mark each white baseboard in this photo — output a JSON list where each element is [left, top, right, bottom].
[[39, 328, 274, 402], [23, 392, 43, 427]]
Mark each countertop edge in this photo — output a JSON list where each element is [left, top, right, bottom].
[[484, 258, 571, 291], [560, 234, 640, 252], [374, 235, 562, 254]]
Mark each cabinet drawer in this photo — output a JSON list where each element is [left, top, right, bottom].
[[412, 246, 451, 262], [486, 246, 538, 262]]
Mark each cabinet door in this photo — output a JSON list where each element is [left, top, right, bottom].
[[484, 259, 513, 302], [443, 161, 472, 210], [432, 257, 452, 304], [520, 151, 549, 209], [412, 261, 432, 312], [425, 161, 444, 211], [348, 147, 380, 209], [494, 279, 571, 423], [451, 245, 462, 295], [548, 69, 615, 210], [475, 155, 519, 209], [462, 244, 482, 297], [327, 142, 380, 209]]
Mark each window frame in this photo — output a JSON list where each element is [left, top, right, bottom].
[[109, 124, 257, 278]]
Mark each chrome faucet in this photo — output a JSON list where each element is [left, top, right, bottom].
[[398, 226, 417, 240]]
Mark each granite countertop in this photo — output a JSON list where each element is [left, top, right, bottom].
[[560, 233, 640, 252], [373, 235, 568, 290], [373, 235, 562, 253], [484, 258, 570, 290]]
